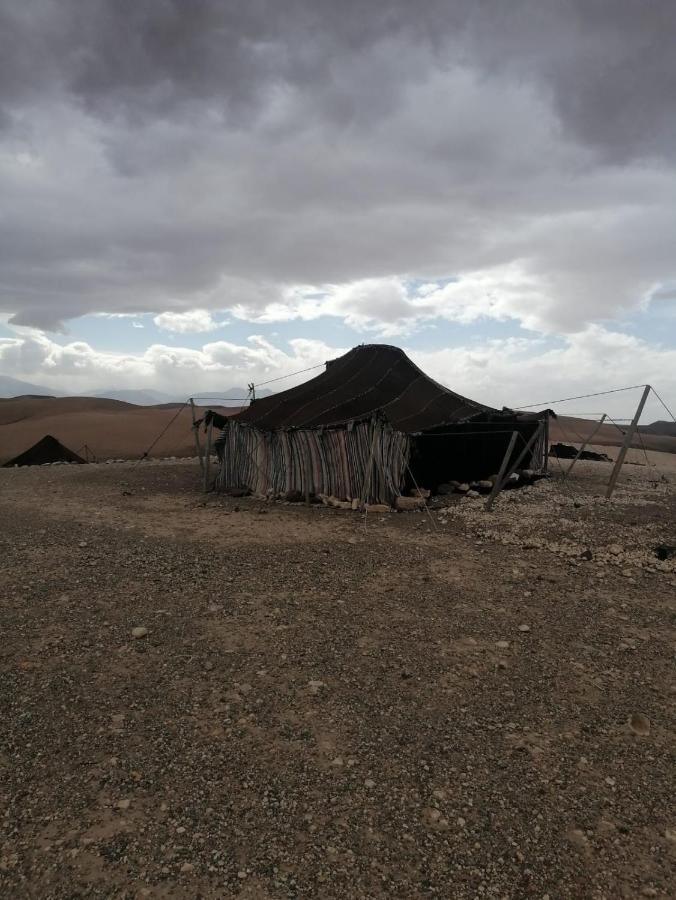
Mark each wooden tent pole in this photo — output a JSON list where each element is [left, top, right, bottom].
[[360, 419, 380, 508], [484, 431, 519, 511], [485, 425, 545, 511], [563, 414, 607, 478], [190, 399, 204, 473], [304, 440, 312, 506], [605, 384, 651, 499], [203, 420, 213, 493]]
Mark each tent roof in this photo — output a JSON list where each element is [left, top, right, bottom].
[[235, 344, 498, 432], [3, 434, 86, 467]]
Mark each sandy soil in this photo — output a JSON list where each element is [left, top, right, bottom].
[[549, 416, 676, 456], [0, 398, 238, 465], [0, 456, 675, 898]]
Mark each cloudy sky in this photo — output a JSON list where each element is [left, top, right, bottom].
[[1, 0, 675, 419]]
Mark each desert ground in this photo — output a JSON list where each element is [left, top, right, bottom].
[[548, 416, 676, 457], [0, 452, 674, 899], [0, 397, 239, 465]]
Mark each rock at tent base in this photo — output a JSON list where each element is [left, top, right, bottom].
[[395, 496, 425, 511]]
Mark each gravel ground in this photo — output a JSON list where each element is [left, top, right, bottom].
[[1, 459, 675, 899]]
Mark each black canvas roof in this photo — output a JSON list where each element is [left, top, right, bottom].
[[236, 344, 497, 432], [3, 434, 86, 467]]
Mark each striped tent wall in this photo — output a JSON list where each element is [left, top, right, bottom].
[[214, 419, 410, 505]]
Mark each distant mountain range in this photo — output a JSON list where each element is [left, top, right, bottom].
[[0, 374, 269, 406], [638, 420, 676, 438], [91, 387, 271, 406], [0, 374, 64, 398]]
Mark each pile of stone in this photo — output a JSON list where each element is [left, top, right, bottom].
[[315, 491, 429, 512], [435, 469, 539, 500]]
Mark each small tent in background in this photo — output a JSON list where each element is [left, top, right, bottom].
[[2, 434, 87, 467]]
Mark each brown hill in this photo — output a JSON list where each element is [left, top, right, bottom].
[[552, 415, 676, 455], [2, 398, 673, 467], [639, 420, 676, 438], [0, 396, 238, 464]]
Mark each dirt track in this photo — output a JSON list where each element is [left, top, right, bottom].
[[0, 458, 675, 898]]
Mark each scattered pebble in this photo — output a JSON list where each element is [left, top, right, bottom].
[[2, 456, 673, 897], [629, 713, 651, 736]]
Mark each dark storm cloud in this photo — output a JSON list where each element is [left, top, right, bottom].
[[3, 1, 675, 157], [0, 0, 675, 332]]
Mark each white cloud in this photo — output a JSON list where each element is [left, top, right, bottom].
[[229, 266, 555, 336], [412, 326, 676, 421], [153, 309, 223, 333], [0, 333, 340, 397]]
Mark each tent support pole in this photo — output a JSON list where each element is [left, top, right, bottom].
[[304, 445, 312, 506], [360, 419, 379, 508], [564, 414, 607, 478], [485, 425, 544, 511], [605, 384, 651, 499], [484, 431, 519, 511], [190, 399, 204, 473], [203, 420, 213, 493]]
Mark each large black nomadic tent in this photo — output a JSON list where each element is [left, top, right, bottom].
[[211, 344, 548, 504]]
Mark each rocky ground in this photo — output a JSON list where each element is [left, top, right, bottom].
[[0, 457, 674, 899]]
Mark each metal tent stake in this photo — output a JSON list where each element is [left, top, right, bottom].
[[605, 384, 651, 499]]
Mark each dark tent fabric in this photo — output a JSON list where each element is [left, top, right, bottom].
[[237, 344, 494, 432], [212, 345, 549, 503], [3, 435, 86, 467]]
